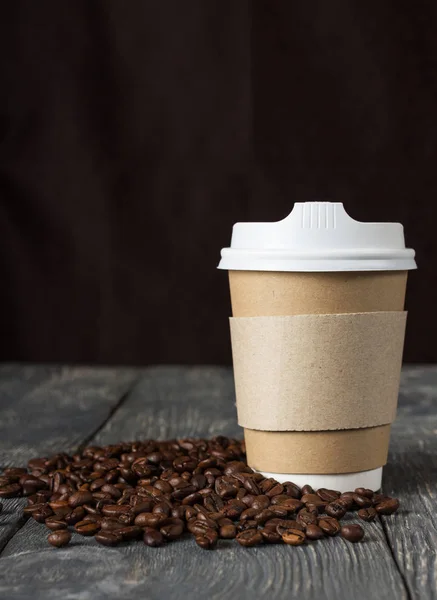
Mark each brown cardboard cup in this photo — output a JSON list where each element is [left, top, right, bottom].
[[229, 270, 408, 474]]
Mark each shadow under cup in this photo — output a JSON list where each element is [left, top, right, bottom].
[[229, 269, 408, 489]]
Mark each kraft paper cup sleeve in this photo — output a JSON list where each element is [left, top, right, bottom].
[[230, 311, 407, 431], [244, 426, 391, 474]]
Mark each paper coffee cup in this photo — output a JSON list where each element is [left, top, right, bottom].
[[218, 202, 416, 491]]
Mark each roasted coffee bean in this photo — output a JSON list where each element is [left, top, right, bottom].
[[353, 494, 373, 508], [45, 517, 68, 531], [65, 506, 86, 525], [143, 528, 165, 547], [0, 483, 22, 498], [196, 512, 218, 529], [118, 511, 135, 525], [195, 529, 218, 550], [301, 485, 314, 495], [74, 520, 100, 536], [240, 508, 259, 521], [48, 530, 71, 548], [160, 522, 184, 540], [95, 531, 123, 546], [354, 487, 374, 499], [221, 501, 246, 520], [135, 512, 163, 528], [130, 500, 154, 514], [269, 506, 288, 518], [117, 526, 143, 541], [375, 498, 400, 515], [297, 508, 318, 528], [275, 520, 304, 535], [32, 504, 53, 523], [277, 498, 304, 513], [237, 519, 258, 532], [266, 484, 284, 498], [358, 507, 377, 522], [305, 524, 325, 540], [301, 494, 326, 508], [341, 524, 365, 542], [260, 528, 282, 544], [101, 504, 131, 517], [220, 524, 237, 539], [251, 495, 271, 511], [68, 491, 93, 508], [317, 488, 340, 502], [101, 518, 123, 531], [236, 529, 263, 547], [254, 509, 275, 525], [372, 493, 390, 506], [23, 502, 46, 515], [281, 528, 306, 546], [283, 482, 302, 499], [318, 517, 341, 536], [325, 502, 347, 519]]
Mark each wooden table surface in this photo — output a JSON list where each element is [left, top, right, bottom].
[[0, 364, 436, 600]]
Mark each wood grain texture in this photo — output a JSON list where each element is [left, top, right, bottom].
[[384, 367, 437, 599], [0, 365, 139, 553], [2, 366, 431, 600]]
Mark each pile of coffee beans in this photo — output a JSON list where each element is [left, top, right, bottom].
[[0, 437, 400, 549]]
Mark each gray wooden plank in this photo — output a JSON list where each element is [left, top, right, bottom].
[[0, 364, 139, 552], [0, 366, 411, 600], [383, 366, 437, 600]]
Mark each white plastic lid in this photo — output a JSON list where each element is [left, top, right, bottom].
[[218, 202, 417, 272]]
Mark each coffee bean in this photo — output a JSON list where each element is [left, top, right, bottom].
[[237, 519, 258, 532], [45, 517, 68, 531], [358, 507, 377, 522], [118, 511, 135, 525], [305, 524, 325, 540], [101, 504, 131, 517], [74, 520, 100, 536], [32, 504, 53, 523], [48, 530, 71, 548], [236, 529, 263, 547], [341, 524, 365, 543], [65, 506, 86, 525], [68, 491, 93, 508], [195, 529, 218, 550], [260, 528, 282, 544], [101, 518, 123, 531], [317, 488, 340, 503], [283, 482, 302, 499], [160, 520, 184, 540], [95, 531, 123, 546], [220, 524, 237, 539], [301, 485, 314, 495], [353, 494, 373, 508], [281, 528, 306, 546], [318, 517, 340, 536], [297, 508, 318, 528], [372, 493, 390, 506], [266, 484, 284, 498], [117, 526, 143, 541], [301, 494, 326, 508], [251, 495, 271, 511], [354, 487, 374, 499], [143, 528, 165, 547], [376, 498, 400, 515], [0, 483, 22, 498], [325, 502, 347, 519]]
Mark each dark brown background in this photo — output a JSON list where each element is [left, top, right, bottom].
[[0, 1, 435, 365]]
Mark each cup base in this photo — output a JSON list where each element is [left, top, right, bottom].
[[256, 467, 382, 493]]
